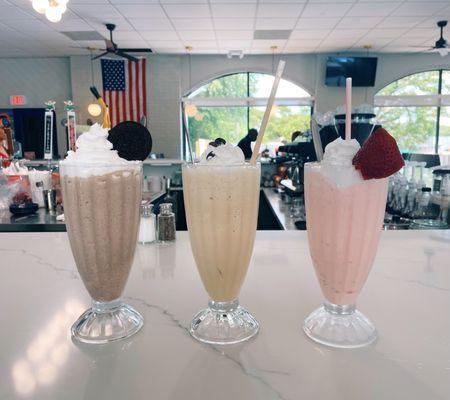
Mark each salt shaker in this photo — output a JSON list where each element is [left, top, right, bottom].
[[138, 202, 156, 244], [157, 203, 176, 243]]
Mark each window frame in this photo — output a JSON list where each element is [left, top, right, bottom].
[[181, 72, 314, 158], [374, 69, 450, 154]]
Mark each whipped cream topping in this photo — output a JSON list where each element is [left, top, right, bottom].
[[322, 137, 360, 168], [63, 123, 126, 165], [320, 137, 363, 187], [198, 143, 245, 165]]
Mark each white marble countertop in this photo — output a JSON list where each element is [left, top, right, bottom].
[[1, 231, 450, 400]]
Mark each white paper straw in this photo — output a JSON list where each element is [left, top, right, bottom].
[[250, 60, 286, 165], [345, 77, 352, 141]]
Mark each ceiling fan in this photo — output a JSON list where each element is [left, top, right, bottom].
[[79, 23, 152, 62], [411, 20, 450, 57]]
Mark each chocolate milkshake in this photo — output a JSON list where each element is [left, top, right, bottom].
[[60, 123, 143, 344]]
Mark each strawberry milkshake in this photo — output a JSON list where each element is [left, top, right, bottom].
[[303, 128, 404, 348]]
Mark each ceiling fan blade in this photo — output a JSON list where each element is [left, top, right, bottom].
[[116, 50, 139, 62], [92, 51, 109, 60], [120, 48, 153, 53]]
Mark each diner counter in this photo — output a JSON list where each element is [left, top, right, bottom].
[[1, 230, 449, 400]]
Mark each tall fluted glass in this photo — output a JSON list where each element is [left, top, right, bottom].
[[182, 163, 260, 345], [60, 161, 143, 344]]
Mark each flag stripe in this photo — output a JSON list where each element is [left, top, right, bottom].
[[101, 58, 147, 127]]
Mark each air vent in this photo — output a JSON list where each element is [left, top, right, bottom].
[[61, 31, 105, 41], [253, 30, 291, 40]]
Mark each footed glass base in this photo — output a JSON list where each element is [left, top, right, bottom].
[[303, 302, 377, 349], [190, 299, 259, 345], [71, 299, 143, 344]]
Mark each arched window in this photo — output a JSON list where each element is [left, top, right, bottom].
[[374, 70, 450, 154], [182, 72, 313, 158]]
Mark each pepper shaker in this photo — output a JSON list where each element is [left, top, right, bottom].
[[157, 203, 176, 243]]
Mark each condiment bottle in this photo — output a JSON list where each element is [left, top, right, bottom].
[[157, 203, 176, 243], [138, 202, 156, 244]]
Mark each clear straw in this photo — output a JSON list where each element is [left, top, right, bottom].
[[181, 102, 195, 164], [250, 60, 286, 165], [345, 77, 352, 141]]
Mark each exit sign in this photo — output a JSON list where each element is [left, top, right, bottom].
[[10, 95, 27, 106]]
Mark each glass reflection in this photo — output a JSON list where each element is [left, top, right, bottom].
[[12, 299, 84, 397]]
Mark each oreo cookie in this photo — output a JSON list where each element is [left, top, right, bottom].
[[108, 121, 152, 161]]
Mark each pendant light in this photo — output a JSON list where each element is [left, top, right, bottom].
[[87, 51, 102, 117]]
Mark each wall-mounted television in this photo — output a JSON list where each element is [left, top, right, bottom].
[[325, 57, 378, 87]]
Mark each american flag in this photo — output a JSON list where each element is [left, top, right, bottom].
[[101, 58, 147, 127]]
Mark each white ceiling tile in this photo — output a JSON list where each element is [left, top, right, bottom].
[[163, 4, 211, 19], [255, 18, 297, 30], [213, 18, 254, 30], [391, 2, 449, 17], [346, 2, 402, 17], [211, 4, 256, 18], [68, 4, 122, 18], [2, 18, 53, 31], [160, 0, 207, 3], [295, 17, 340, 30], [0, 22, 12, 31], [217, 40, 251, 48], [363, 28, 409, 39], [145, 40, 182, 47], [290, 29, 330, 39], [115, 39, 148, 47], [178, 30, 215, 40], [259, 0, 307, 2], [301, 2, 353, 18], [353, 37, 393, 48], [320, 37, 357, 48], [115, 4, 166, 19], [210, 0, 256, 3], [140, 30, 179, 40], [215, 30, 253, 40], [109, 0, 158, 3], [181, 40, 217, 48], [128, 18, 173, 31], [69, 0, 110, 3], [110, 31, 142, 40], [307, 0, 354, 2], [377, 16, 427, 28], [286, 38, 322, 47], [0, 5, 32, 19], [405, 28, 440, 39], [330, 29, 367, 39], [53, 19, 94, 32], [252, 39, 287, 48], [76, 40, 108, 48], [257, 3, 304, 18], [336, 17, 383, 29], [172, 18, 213, 31], [389, 37, 430, 46], [416, 18, 450, 29]]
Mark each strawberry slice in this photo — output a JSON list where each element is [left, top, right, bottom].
[[352, 128, 404, 180]]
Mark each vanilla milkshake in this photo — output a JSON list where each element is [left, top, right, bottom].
[[183, 139, 260, 344], [303, 132, 403, 348], [60, 124, 143, 344]]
